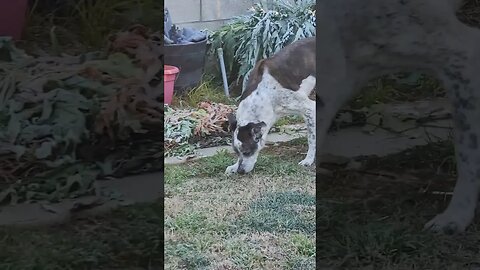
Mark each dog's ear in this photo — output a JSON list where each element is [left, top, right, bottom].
[[251, 121, 267, 142], [227, 113, 237, 132]]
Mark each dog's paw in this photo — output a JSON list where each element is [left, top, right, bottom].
[[298, 158, 314, 167], [423, 211, 472, 235], [225, 165, 238, 175], [301, 76, 316, 88]]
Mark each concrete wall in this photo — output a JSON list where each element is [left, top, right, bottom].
[[165, 0, 258, 30]]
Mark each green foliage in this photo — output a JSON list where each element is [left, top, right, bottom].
[[209, 0, 315, 82], [26, 0, 162, 50], [72, 0, 160, 48], [172, 78, 234, 108], [0, 28, 163, 203], [164, 106, 198, 157]]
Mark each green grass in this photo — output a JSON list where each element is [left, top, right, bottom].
[[165, 149, 315, 269], [274, 115, 305, 128], [72, 0, 135, 48], [167, 242, 211, 269], [279, 137, 308, 146], [0, 201, 162, 269], [165, 149, 309, 186], [316, 139, 480, 269], [171, 77, 235, 108], [223, 239, 266, 268], [362, 140, 456, 175], [286, 257, 316, 270], [164, 150, 234, 185], [25, 0, 162, 53], [315, 197, 480, 269], [289, 233, 315, 257], [237, 191, 315, 234], [166, 210, 229, 236], [350, 73, 443, 109], [165, 139, 480, 269]]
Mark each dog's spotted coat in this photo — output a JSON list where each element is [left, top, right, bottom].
[[317, 0, 480, 234], [226, 37, 316, 175], [226, 73, 316, 175], [228, 0, 480, 234]]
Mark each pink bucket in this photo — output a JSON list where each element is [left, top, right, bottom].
[[0, 0, 28, 40], [164, 65, 179, 105]]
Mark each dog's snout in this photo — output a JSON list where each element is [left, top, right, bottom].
[[237, 167, 246, 174]]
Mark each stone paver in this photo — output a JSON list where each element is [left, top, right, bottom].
[[0, 172, 162, 227]]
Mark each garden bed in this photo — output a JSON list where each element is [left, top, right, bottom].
[[0, 25, 163, 205], [164, 102, 235, 157]]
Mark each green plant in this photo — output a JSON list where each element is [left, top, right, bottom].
[[72, 0, 134, 48], [172, 78, 233, 108], [164, 106, 198, 157], [0, 26, 163, 203], [209, 0, 315, 83], [25, 0, 162, 51], [164, 103, 235, 157]]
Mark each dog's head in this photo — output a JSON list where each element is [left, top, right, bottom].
[[228, 113, 267, 174]]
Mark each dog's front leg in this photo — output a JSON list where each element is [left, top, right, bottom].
[[424, 64, 480, 234], [299, 100, 316, 167], [424, 108, 480, 234], [225, 159, 240, 175]]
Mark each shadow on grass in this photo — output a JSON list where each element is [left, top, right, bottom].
[[236, 191, 315, 234], [0, 201, 162, 269], [317, 140, 480, 269]]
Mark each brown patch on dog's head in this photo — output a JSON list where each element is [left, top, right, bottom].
[[235, 122, 266, 157]]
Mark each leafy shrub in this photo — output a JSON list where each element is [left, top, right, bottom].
[[0, 25, 163, 203], [208, 0, 315, 85]]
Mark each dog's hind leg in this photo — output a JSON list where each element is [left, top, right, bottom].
[[299, 95, 316, 167], [297, 75, 316, 97], [282, 76, 317, 166], [301, 76, 317, 166]]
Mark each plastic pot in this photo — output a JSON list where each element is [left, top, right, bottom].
[[164, 65, 180, 105], [0, 0, 28, 40], [164, 38, 207, 94]]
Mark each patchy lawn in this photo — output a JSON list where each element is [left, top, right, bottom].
[[164, 146, 315, 269], [318, 141, 480, 269], [0, 201, 162, 269]]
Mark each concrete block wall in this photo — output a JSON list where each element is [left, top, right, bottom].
[[165, 0, 259, 30]]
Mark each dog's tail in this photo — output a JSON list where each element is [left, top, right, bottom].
[[297, 76, 316, 97]]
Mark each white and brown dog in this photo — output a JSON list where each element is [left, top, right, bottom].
[[225, 37, 316, 175], [317, 0, 479, 234], [228, 0, 480, 234]]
